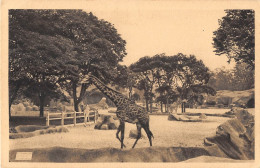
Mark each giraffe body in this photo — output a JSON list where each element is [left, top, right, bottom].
[[85, 75, 153, 148]]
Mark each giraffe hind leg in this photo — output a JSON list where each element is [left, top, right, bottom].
[[116, 123, 126, 148], [132, 123, 142, 149], [120, 121, 125, 149], [143, 123, 153, 147]]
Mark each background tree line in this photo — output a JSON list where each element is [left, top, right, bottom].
[[9, 9, 254, 119], [208, 63, 254, 91]]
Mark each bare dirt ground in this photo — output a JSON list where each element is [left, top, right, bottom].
[[10, 113, 230, 150]]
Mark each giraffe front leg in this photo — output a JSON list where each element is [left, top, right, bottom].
[[132, 123, 142, 148], [120, 121, 125, 149], [116, 122, 126, 148]]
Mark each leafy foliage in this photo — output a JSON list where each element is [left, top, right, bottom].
[[208, 63, 254, 91], [9, 10, 126, 116], [213, 10, 255, 68], [130, 53, 215, 113]]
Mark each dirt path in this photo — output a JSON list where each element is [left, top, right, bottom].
[[10, 115, 229, 150]]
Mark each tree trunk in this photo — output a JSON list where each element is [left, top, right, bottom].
[[181, 102, 186, 113], [160, 102, 163, 113], [165, 104, 167, 112], [145, 98, 149, 112], [39, 92, 45, 117], [72, 81, 80, 112], [72, 81, 89, 113], [149, 98, 153, 113], [74, 101, 79, 112], [166, 96, 169, 113]]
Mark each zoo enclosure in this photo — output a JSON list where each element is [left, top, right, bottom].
[[46, 110, 98, 126]]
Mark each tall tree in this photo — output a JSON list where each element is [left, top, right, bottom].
[[130, 56, 159, 113], [9, 11, 76, 117], [213, 10, 255, 68], [9, 10, 126, 116], [175, 54, 216, 112]]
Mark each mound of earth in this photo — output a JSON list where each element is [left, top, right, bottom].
[[10, 146, 213, 162], [94, 115, 119, 130], [14, 125, 51, 133], [204, 108, 254, 160], [9, 126, 69, 139]]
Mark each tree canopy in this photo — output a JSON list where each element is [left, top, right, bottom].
[[9, 10, 126, 117], [213, 10, 255, 68], [130, 53, 215, 113]]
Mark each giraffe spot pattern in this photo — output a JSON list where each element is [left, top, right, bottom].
[[90, 75, 150, 125]]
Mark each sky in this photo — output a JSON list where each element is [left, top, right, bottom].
[[83, 2, 236, 71]]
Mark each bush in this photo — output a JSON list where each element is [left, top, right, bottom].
[[32, 105, 39, 111], [23, 101, 30, 107], [26, 106, 33, 111], [14, 103, 26, 111], [58, 127, 69, 133]]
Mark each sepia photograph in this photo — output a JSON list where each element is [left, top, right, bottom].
[[1, 0, 259, 167]]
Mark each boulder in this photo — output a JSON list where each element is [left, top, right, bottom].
[[129, 129, 145, 139], [94, 120, 103, 129], [168, 114, 202, 122], [107, 117, 119, 130], [94, 115, 119, 130], [100, 124, 109, 130], [204, 108, 254, 160], [168, 114, 180, 121]]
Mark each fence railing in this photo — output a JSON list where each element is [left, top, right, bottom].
[[46, 111, 97, 126]]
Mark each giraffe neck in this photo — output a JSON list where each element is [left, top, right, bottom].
[[90, 75, 128, 107]]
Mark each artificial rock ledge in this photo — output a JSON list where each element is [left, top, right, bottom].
[[204, 107, 254, 160]]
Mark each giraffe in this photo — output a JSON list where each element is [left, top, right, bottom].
[[82, 74, 154, 149]]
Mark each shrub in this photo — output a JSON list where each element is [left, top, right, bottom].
[[13, 103, 26, 112], [23, 101, 30, 107], [57, 127, 69, 133], [32, 105, 39, 111], [26, 106, 33, 111]]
